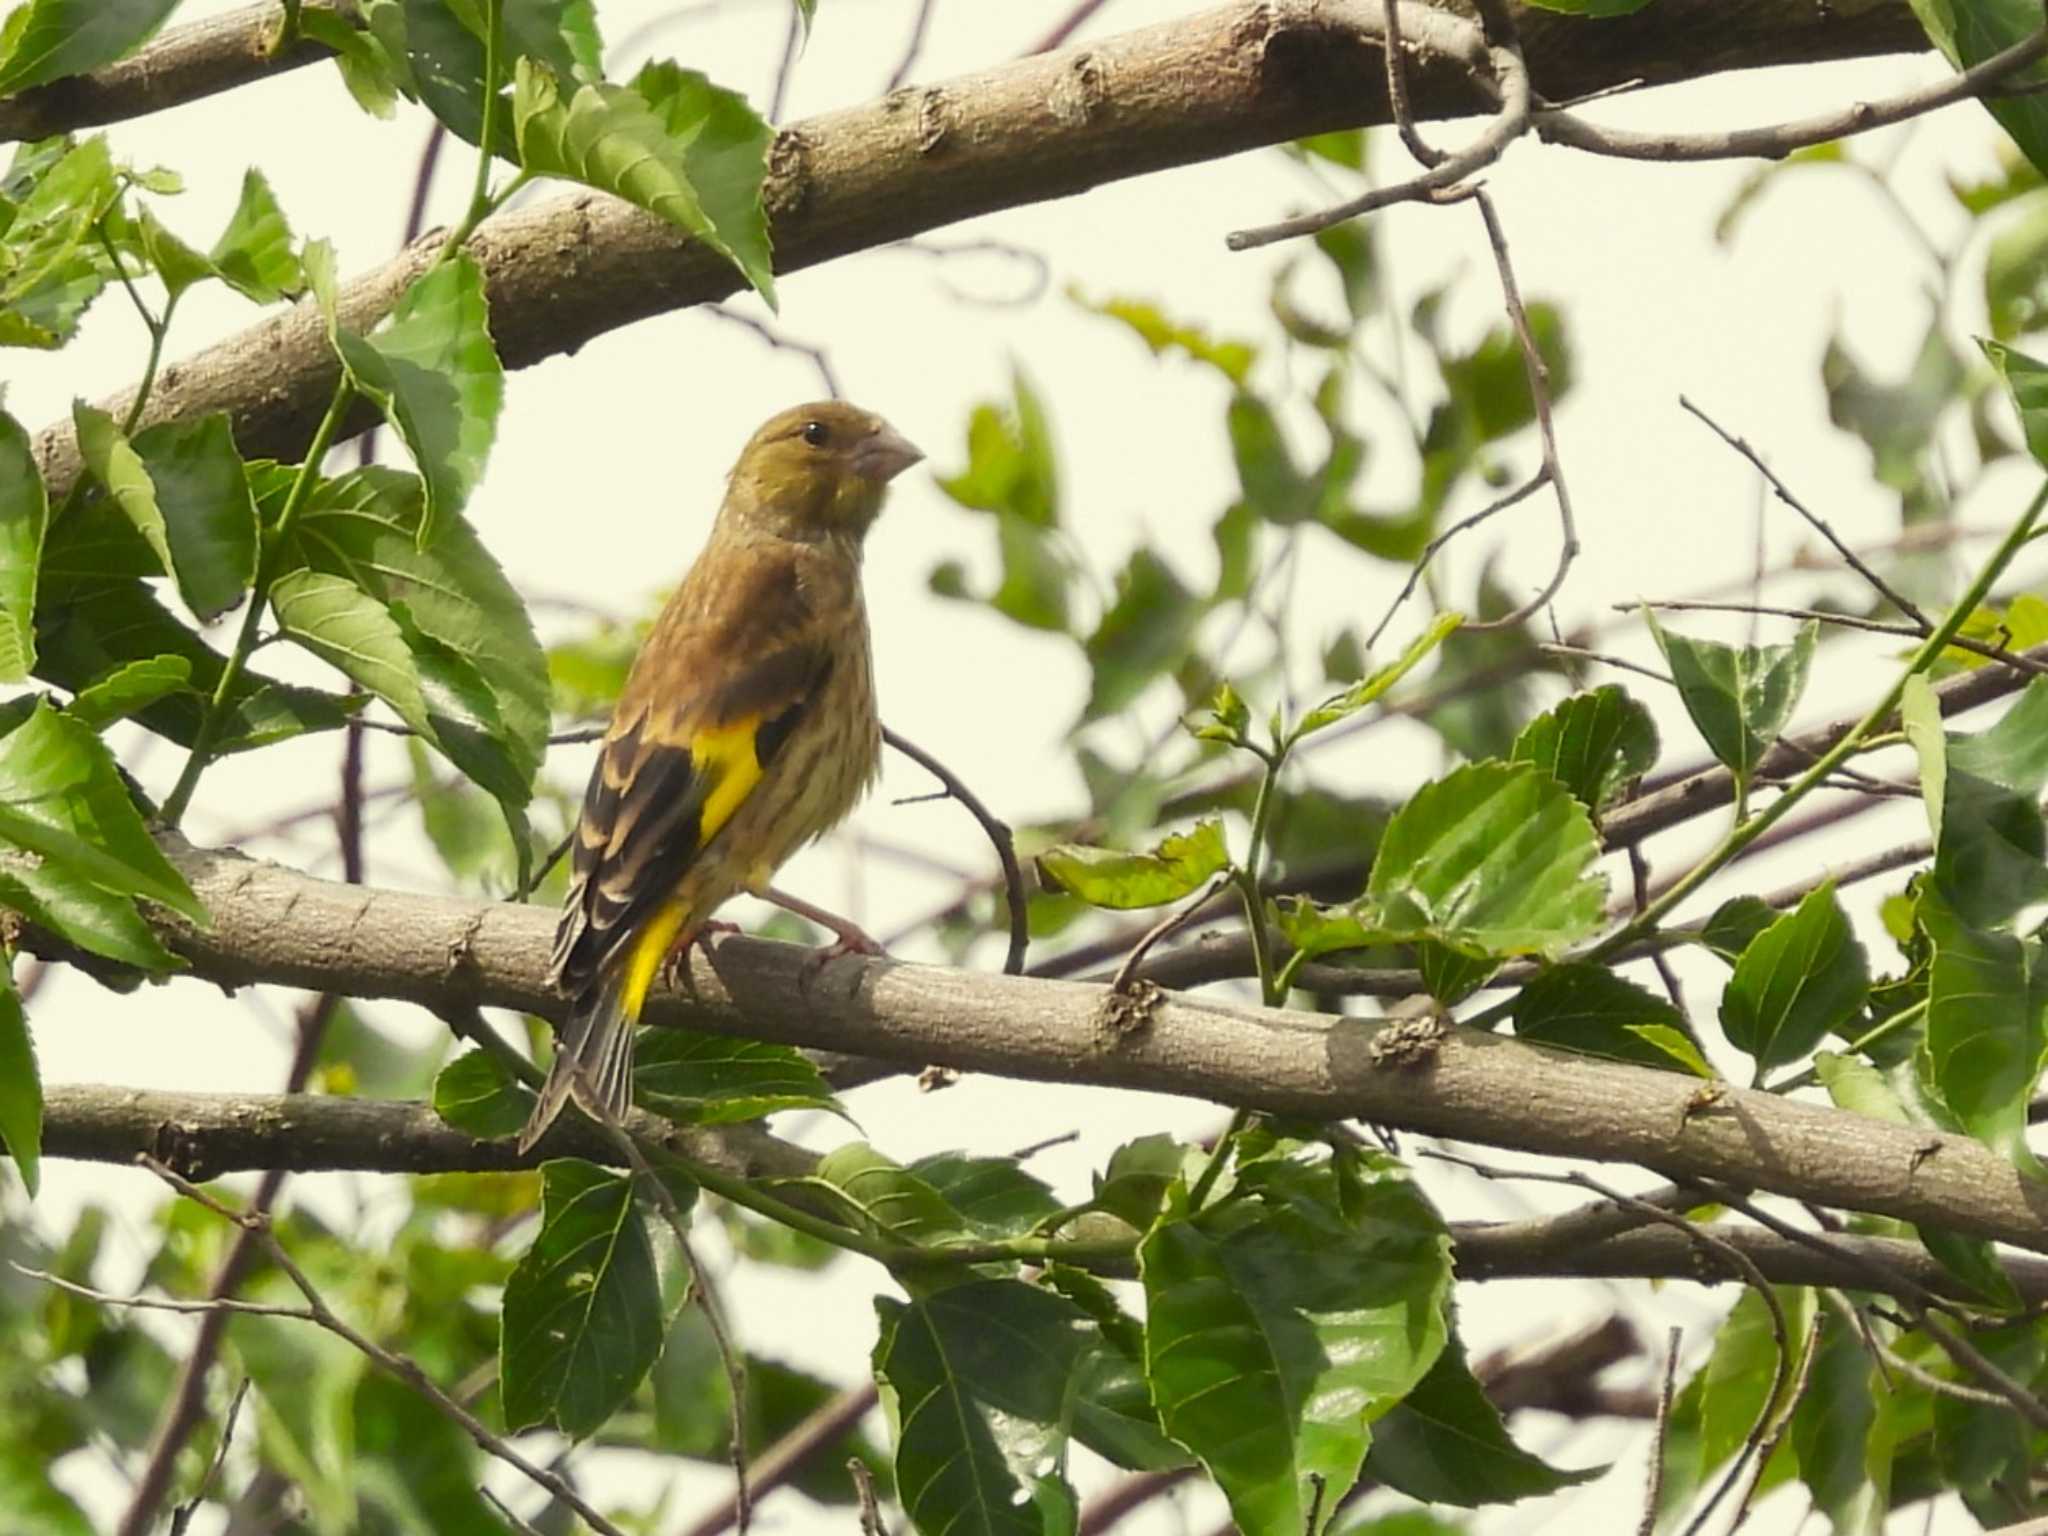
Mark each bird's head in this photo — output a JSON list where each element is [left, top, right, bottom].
[[725, 401, 923, 543]]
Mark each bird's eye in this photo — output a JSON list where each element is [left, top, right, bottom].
[[800, 420, 830, 447]]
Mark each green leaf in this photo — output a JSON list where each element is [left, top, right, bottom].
[[1089, 1133, 1193, 1229], [1787, 1310, 1882, 1533], [72, 401, 172, 576], [1983, 337, 2048, 466], [0, 1440, 91, 1536], [1701, 895, 1777, 964], [431, 1047, 533, 1139], [1037, 819, 1228, 910], [0, 699, 205, 923], [874, 1280, 1090, 1536], [1905, 0, 2048, 184], [33, 574, 352, 754], [939, 370, 1060, 528], [1901, 672, 1945, 840], [1072, 288, 1256, 383], [208, 168, 303, 302], [131, 206, 213, 300], [500, 1158, 668, 1435], [1919, 888, 2048, 1178], [0, 0, 179, 95], [908, 1153, 1063, 1238], [0, 134, 118, 348], [1984, 189, 2048, 341], [1648, 615, 1816, 794], [1367, 761, 1605, 958], [512, 56, 775, 305], [1513, 964, 1711, 1076], [271, 567, 429, 724], [0, 970, 38, 1196], [1697, 1285, 1814, 1484], [1719, 882, 1870, 1078], [1928, 678, 2048, 928], [297, 8, 402, 118], [131, 413, 259, 622], [1081, 548, 1204, 722], [0, 854, 179, 970], [1364, 1338, 1599, 1505], [1295, 612, 1462, 741], [393, 0, 602, 149], [277, 465, 547, 782], [1509, 684, 1659, 816], [1139, 1151, 1451, 1536], [315, 252, 502, 548], [632, 1029, 841, 1125], [0, 407, 46, 679], [631, 60, 776, 304], [807, 1143, 973, 1248]]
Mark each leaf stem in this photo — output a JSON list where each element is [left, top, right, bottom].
[[1589, 479, 2048, 961], [161, 379, 356, 826], [446, 0, 511, 256], [1766, 997, 1931, 1095]]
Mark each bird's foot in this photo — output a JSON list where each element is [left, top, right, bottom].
[[660, 919, 742, 995], [757, 885, 887, 984]]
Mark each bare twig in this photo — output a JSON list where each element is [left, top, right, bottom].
[[1364, 468, 1550, 650], [886, 0, 939, 91], [1378, 0, 1446, 169], [167, 1378, 250, 1536], [1109, 876, 1229, 994], [1464, 188, 1579, 629], [1637, 1327, 1682, 1536], [1228, 9, 1524, 249], [1537, 25, 2048, 164], [1729, 1312, 1824, 1533], [1629, 845, 1685, 1011], [882, 726, 1029, 974], [1538, 643, 1673, 687], [134, 1154, 637, 1536], [1679, 396, 1930, 629], [768, 0, 802, 121], [680, 1384, 880, 1536], [1631, 597, 2048, 677], [702, 304, 843, 398], [1029, 0, 1116, 54]]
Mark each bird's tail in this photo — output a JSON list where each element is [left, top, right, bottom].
[[517, 966, 637, 1154]]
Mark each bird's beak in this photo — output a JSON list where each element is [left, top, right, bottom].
[[854, 423, 924, 484]]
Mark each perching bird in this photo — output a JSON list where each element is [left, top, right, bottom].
[[518, 401, 923, 1153]]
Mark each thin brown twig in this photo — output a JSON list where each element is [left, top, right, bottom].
[[680, 1383, 881, 1536], [1108, 875, 1229, 994], [1637, 1327, 1682, 1536], [64, 1160, 640, 1536], [1679, 396, 1930, 630], [1729, 1311, 1824, 1534], [1536, 25, 2048, 163], [1464, 187, 1579, 630], [702, 304, 843, 398], [1228, 10, 1525, 249], [167, 1377, 249, 1536], [1028, 0, 1115, 54], [1631, 597, 2048, 677], [886, 0, 938, 91], [1629, 845, 1685, 1011], [480, 1485, 549, 1536], [1379, 0, 1445, 169], [882, 726, 1029, 974], [605, 1120, 754, 1533], [1364, 468, 1550, 650], [1537, 643, 1672, 687], [769, 0, 802, 121]]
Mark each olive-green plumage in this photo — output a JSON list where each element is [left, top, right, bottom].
[[519, 402, 922, 1152]]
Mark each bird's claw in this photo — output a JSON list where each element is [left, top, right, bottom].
[[661, 919, 743, 994]]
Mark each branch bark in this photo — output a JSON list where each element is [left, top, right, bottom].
[[28, 0, 1927, 499], [25, 832, 2048, 1255], [40, 1085, 2048, 1306], [0, 2, 351, 144]]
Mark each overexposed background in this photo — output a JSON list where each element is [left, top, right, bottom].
[[9, 2, 2033, 1530]]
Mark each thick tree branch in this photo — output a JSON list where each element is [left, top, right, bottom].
[[38, 1086, 2048, 1308], [24, 833, 2048, 1255], [0, 2, 351, 144], [38, 1082, 811, 1183], [28, 0, 1928, 499]]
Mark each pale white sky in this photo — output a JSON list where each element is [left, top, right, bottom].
[[9, 3, 2031, 1532]]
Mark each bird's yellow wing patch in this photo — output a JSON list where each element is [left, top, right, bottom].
[[612, 717, 765, 1021]]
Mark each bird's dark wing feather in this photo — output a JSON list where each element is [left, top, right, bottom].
[[548, 549, 834, 999]]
